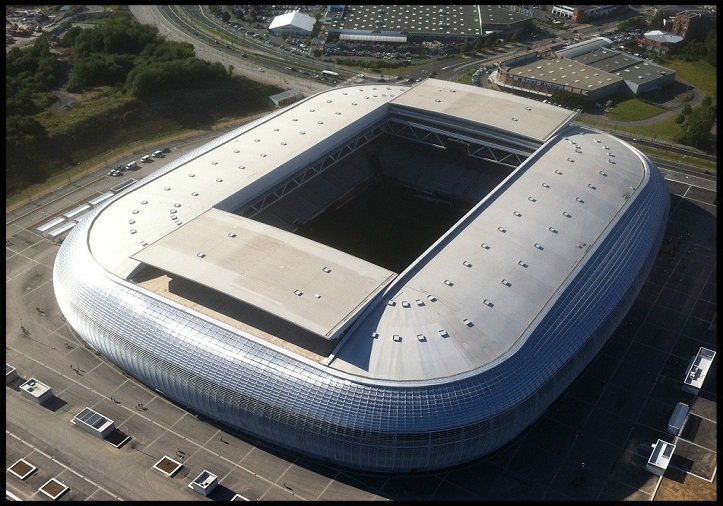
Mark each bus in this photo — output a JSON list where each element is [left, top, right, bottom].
[[321, 70, 339, 78]]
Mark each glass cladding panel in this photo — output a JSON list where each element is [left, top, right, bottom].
[[53, 152, 669, 472]]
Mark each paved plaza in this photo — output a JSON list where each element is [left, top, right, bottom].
[[6, 161, 716, 501]]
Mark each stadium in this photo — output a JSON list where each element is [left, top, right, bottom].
[[54, 80, 669, 473]]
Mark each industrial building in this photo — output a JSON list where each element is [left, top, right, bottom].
[[54, 80, 669, 473], [328, 5, 531, 44], [495, 43, 676, 99]]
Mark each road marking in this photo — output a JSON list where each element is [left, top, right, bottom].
[[6, 430, 123, 500]]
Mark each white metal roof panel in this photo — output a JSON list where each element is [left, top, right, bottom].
[[88, 84, 406, 278], [327, 126, 647, 380], [390, 79, 576, 143], [132, 209, 396, 339]]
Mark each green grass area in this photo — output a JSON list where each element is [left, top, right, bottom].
[[7, 76, 282, 204], [663, 59, 717, 99], [635, 145, 717, 172], [574, 117, 715, 171], [458, 73, 473, 85], [606, 98, 666, 121], [576, 114, 683, 144]]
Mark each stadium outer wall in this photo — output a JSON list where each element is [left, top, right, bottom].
[[53, 131, 669, 473]]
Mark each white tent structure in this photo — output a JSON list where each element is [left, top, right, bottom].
[[269, 10, 315, 36]]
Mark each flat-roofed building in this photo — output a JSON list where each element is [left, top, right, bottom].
[[681, 347, 716, 395], [571, 49, 677, 96], [671, 10, 712, 40], [646, 439, 675, 476], [496, 55, 624, 100], [72, 407, 116, 439], [329, 5, 531, 41], [19, 378, 53, 405]]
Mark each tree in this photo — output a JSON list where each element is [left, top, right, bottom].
[[674, 101, 715, 149], [649, 9, 665, 30], [221, 11, 230, 23]]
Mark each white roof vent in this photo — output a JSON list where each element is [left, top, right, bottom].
[[387, 300, 396, 306], [483, 299, 494, 307], [518, 260, 528, 268], [427, 294, 437, 302], [417, 334, 427, 342], [481, 243, 490, 250], [501, 279, 511, 287], [513, 211, 522, 217], [463, 261, 472, 267], [197, 252, 206, 258], [463, 318, 474, 327], [402, 301, 411, 308], [439, 329, 449, 337], [497, 227, 506, 233], [444, 279, 454, 286], [415, 299, 424, 306], [322, 266, 331, 273], [393, 334, 402, 342], [294, 289, 303, 296]]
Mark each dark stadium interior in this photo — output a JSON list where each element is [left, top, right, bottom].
[[253, 135, 517, 272]]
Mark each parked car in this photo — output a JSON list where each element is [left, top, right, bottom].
[[162, 147, 171, 153], [152, 150, 164, 158]]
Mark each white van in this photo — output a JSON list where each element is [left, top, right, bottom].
[[141, 155, 151, 163], [126, 160, 138, 170]]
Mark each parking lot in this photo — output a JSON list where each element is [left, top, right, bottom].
[[5, 164, 716, 500]]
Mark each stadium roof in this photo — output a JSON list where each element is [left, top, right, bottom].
[[86, 80, 645, 381], [132, 208, 396, 339], [327, 124, 647, 380]]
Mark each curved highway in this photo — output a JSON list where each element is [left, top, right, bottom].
[[129, 5, 345, 94]]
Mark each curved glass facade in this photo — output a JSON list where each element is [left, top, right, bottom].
[[53, 142, 669, 473]]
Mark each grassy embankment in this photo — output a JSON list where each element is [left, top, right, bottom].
[[7, 78, 281, 208]]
